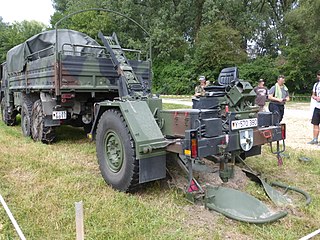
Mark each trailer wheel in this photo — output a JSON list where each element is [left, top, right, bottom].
[[1, 98, 17, 126], [21, 97, 35, 137], [96, 109, 139, 192], [31, 100, 56, 144]]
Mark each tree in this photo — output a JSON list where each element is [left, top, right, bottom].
[[194, 21, 247, 77], [0, 20, 46, 63]]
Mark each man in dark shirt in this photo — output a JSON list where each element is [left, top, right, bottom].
[[254, 79, 268, 112]]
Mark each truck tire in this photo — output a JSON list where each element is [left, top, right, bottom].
[[0, 98, 5, 123], [96, 109, 139, 192], [21, 97, 35, 137], [31, 99, 56, 144], [1, 98, 17, 126]]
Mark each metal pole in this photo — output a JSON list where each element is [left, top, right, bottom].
[[75, 201, 84, 240], [0, 194, 26, 240]]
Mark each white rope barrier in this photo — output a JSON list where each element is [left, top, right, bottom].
[[299, 229, 320, 240], [0, 194, 26, 240]]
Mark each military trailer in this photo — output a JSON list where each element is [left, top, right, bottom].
[[1, 10, 291, 222]]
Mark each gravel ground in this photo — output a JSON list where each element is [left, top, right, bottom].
[[282, 102, 319, 151]]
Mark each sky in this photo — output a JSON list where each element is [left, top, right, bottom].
[[0, 0, 55, 25]]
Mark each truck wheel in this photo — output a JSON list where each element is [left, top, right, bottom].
[[31, 100, 56, 144], [21, 95, 38, 137], [1, 98, 16, 126], [0, 98, 5, 123], [21, 102, 31, 136], [96, 109, 139, 192]]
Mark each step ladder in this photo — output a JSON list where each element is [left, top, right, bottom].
[[98, 32, 144, 98]]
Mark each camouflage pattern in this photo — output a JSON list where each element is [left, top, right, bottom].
[[1, 29, 151, 132], [194, 84, 206, 96]]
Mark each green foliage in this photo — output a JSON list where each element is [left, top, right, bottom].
[[0, 21, 46, 63], [194, 21, 247, 75], [279, 0, 320, 93], [239, 57, 280, 87], [153, 60, 196, 95]]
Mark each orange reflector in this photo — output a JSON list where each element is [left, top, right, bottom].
[[191, 139, 197, 158]]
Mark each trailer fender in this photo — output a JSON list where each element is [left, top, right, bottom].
[[93, 100, 168, 183]]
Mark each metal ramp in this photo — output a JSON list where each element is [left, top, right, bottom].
[[98, 32, 145, 98]]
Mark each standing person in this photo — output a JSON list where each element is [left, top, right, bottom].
[[268, 75, 290, 123], [254, 79, 268, 112], [194, 76, 207, 97], [307, 71, 320, 144]]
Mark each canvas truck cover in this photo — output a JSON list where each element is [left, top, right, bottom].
[[6, 29, 101, 74]]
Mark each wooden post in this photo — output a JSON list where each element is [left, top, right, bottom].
[[75, 201, 84, 240]]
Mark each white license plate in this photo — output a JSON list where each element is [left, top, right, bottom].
[[52, 111, 67, 120], [231, 118, 258, 130]]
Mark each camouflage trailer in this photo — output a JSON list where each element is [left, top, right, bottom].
[[0, 9, 286, 201]]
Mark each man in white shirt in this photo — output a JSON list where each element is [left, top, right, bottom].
[[307, 71, 320, 144]]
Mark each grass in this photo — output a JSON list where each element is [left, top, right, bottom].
[[0, 104, 320, 240]]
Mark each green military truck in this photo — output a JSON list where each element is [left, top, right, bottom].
[[0, 9, 286, 196]]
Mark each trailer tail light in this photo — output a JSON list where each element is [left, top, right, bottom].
[[281, 124, 286, 139], [184, 130, 198, 158], [61, 93, 75, 99], [191, 138, 198, 158], [61, 93, 75, 103]]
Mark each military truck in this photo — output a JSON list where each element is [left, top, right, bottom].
[[0, 9, 286, 195]]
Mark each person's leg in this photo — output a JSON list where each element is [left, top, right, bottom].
[[308, 108, 320, 144], [269, 103, 281, 123], [314, 124, 319, 139], [278, 105, 284, 122]]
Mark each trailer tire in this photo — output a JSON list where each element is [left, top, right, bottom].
[[31, 99, 56, 144], [96, 109, 139, 192]]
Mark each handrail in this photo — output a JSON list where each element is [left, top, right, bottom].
[[60, 43, 142, 60], [26, 45, 54, 60]]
